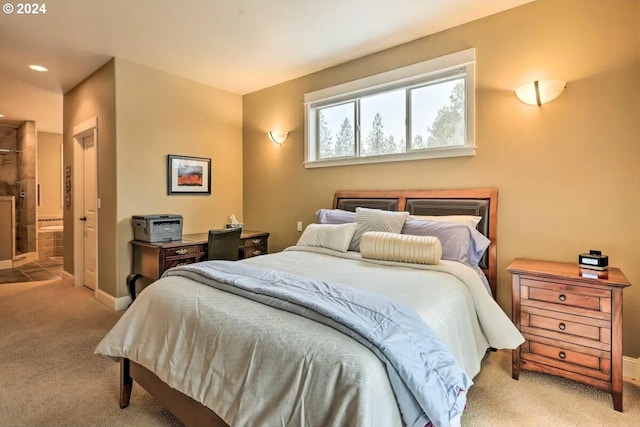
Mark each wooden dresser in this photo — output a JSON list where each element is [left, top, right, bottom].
[[508, 258, 630, 411], [128, 230, 269, 302]]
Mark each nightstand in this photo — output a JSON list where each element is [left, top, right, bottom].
[[508, 258, 631, 411]]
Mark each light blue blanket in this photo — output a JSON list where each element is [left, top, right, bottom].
[[164, 261, 472, 427]]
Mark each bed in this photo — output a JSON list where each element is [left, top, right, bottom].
[[96, 189, 523, 427]]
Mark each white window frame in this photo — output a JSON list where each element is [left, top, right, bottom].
[[304, 48, 476, 168]]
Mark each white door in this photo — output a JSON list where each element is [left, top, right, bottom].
[[81, 134, 97, 291]]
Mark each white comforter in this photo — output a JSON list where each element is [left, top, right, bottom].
[[96, 247, 523, 427]]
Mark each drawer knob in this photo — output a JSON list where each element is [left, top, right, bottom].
[[559, 323, 566, 331], [252, 239, 261, 244], [176, 248, 187, 255], [252, 250, 262, 256], [558, 294, 567, 302], [177, 262, 187, 267], [559, 351, 566, 359]]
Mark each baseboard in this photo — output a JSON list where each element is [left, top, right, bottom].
[[623, 356, 639, 381], [60, 270, 74, 286], [96, 288, 131, 311]]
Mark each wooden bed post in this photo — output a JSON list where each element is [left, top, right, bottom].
[[120, 358, 133, 409]]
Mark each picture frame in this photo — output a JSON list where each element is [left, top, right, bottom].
[[167, 154, 211, 195]]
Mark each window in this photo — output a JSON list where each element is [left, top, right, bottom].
[[304, 49, 475, 168]]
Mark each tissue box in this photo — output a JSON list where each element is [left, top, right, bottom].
[[225, 223, 243, 229]]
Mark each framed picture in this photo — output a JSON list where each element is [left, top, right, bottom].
[[167, 155, 211, 195]]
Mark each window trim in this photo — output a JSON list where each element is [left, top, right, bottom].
[[304, 48, 476, 168]]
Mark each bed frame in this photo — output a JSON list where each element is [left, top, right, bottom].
[[119, 188, 498, 427], [332, 188, 498, 297]]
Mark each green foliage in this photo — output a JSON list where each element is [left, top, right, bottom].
[[426, 82, 465, 147]]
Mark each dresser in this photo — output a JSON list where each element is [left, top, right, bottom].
[[128, 230, 269, 302], [508, 258, 630, 411]]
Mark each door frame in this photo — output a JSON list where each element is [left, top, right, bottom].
[[72, 117, 98, 293]]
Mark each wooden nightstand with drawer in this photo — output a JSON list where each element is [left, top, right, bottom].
[[508, 258, 631, 411]]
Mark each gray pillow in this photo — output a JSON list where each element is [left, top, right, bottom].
[[349, 208, 409, 252]]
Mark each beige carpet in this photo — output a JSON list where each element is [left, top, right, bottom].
[[1, 279, 638, 426], [0, 280, 181, 426]]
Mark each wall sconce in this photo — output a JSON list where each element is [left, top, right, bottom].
[[515, 80, 566, 106], [268, 130, 289, 144]]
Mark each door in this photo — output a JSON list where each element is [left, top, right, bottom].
[[81, 134, 97, 290]]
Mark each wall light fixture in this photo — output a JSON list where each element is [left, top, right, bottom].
[[268, 130, 289, 145], [515, 80, 566, 106]]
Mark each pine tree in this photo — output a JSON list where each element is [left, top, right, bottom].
[[385, 134, 397, 154], [427, 82, 465, 147], [413, 134, 425, 149], [365, 113, 385, 156], [318, 113, 335, 158], [334, 118, 354, 157]]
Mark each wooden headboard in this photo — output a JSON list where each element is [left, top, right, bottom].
[[332, 189, 498, 298]]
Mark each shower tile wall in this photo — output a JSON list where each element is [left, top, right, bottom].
[[16, 121, 37, 254], [0, 127, 18, 197], [0, 127, 18, 258]]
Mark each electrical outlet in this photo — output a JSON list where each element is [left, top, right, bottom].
[[296, 221, 302, 232]]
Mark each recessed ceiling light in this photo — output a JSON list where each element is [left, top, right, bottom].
[[29, 65, 48, 72]]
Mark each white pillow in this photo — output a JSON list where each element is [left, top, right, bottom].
[[409, 215, 482, 229], [296, 223, 359, 253], [349, 208, 410, 252], [360, 232, 442, 265]]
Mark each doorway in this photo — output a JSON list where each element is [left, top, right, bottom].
[[72, 118, 98, 292]]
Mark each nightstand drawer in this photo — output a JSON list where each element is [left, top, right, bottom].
[[521, 278, 611, 313], [530, 340, 601, 370], [521, 305, 611, 349], [526, 311, 600, 340], [521, 337, 611, 381]]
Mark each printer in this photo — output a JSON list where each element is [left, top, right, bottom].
[[132, 214, 183, 242]]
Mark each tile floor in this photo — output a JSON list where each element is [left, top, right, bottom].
[[0, 256, 63, 284]]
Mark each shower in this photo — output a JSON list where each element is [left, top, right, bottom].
[[0, 121, 37, 257]]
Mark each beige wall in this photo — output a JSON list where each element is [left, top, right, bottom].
[[243, 0, 640, 356], [114, 59, 243, 298], [63, 59, 117, 294], [36, 131, 62, 217]]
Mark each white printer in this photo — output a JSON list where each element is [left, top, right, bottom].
[[132, 214, 183, 242]]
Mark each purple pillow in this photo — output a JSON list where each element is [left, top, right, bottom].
[[401, 218, 490, 266], [316, 208, 356, 224]]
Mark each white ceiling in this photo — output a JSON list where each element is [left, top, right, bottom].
[[0, 0, 534, 133]]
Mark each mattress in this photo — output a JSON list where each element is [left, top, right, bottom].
[[96, 247, 523, 427]]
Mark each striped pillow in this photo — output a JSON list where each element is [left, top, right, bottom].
[[349, 208, 409, 252], [360, 232, 442, 265]]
